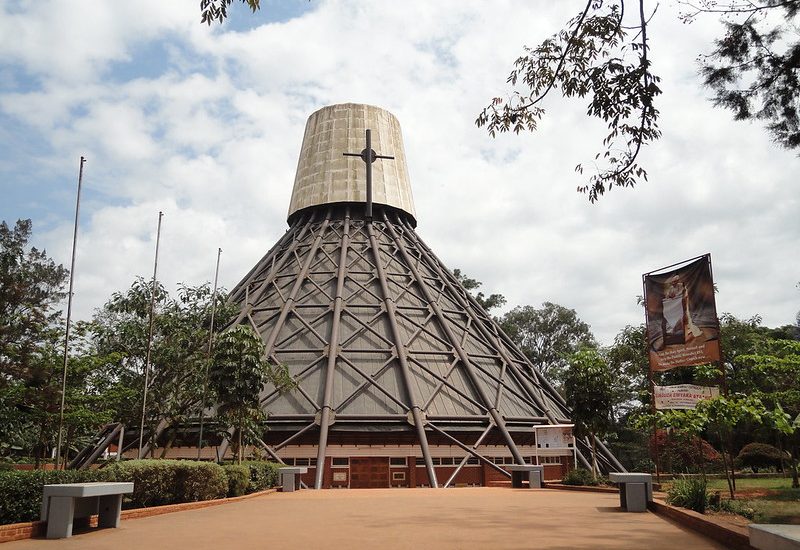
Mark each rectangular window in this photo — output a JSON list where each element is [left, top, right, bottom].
[[392, 471, 406, 481], [389, 457, 407, 467], [283, 458, 295, 466], [524, 456, 533, 464], [415, 458, 426, 466], [466, 457, 479, 466], [439, 457, 454, 466], [295, 458, 309, 466], [332, 457, 349, 467]]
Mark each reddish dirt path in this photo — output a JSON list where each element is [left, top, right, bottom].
[[7, 488, 727, 549]]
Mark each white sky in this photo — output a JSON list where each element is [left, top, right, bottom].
[[1, 0, 797, 344]]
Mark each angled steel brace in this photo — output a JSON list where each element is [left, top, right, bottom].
[[367, 221, 439, 488], [443, 423, 494, 488], [426, 422, 510, 478], [382, 213, 525, 465]]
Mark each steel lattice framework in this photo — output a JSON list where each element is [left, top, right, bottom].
[[221, 203, 623, 489]]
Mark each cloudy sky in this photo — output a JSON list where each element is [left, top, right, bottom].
[[1, 0, 797, 344]]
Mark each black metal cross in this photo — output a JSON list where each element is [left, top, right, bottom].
[[343, 129, 394, 221]]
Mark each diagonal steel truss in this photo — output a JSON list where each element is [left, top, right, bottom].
[[208, 204, 624, 487]]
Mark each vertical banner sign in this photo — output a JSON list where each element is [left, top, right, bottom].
[[644, 255, 721, 372]]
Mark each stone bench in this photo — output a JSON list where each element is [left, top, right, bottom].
[[507, 465, 544, 489], [749, 524, 800, 550], [278, 466, 308, 492], [609, 473, 652, 512], [41, 482, 134, 539]]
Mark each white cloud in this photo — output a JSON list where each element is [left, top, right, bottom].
[[1, 0, 797, 344]]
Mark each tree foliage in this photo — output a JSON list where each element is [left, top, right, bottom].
[[209, 324, 293, 463], [452, 268, 507, 312], [477, 0, 799, 201], [500, 302, 596, 386], [685, 0, 800, 150], [85, 278, 236, 455], [476, 0, 662, 201], [200, 0, 260, 25], [0, 219, 68, 384], [564, 348, 615, 477]]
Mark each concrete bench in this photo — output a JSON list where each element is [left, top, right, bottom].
[[608, 473, 652, 512], [507, 465, 544, 489], [749, 524, 800, 550], [278, 466, 307, 492], [41, 482, 134, 539]]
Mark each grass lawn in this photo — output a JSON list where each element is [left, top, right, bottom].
[[705, 476, 800, 524]]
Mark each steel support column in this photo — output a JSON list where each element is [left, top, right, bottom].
[[381, 213, 525, 465], [315, 210, 351, 489], [367, 221, 439, 488]]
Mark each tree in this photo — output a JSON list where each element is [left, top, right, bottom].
[[86, 279, 235, 455], [0, 219, 69, 464], [209, 324, 293, 463], [476, 1, 799, 201], [452, 268, 507, 312], [0, 219, 68, 384], [500, 302, 596, 386], [200, 0, 260, 25], [564, 348, 614, 478]]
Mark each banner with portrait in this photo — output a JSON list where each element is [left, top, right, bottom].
[[644, 255, 721, 372]]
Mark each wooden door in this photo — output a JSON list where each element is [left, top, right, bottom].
[[349, 457, 390, 488]]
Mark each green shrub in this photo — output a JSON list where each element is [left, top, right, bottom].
[[240, 461, 281, 491], [0, 462, 14, 471], [223, 465, 250, 497], [105, 460, 227, 508], [0, 469, 109, 524], [711, 497, 759, 521], [562, 468, 604, 486], [736, 443, 784, 473], [666, 476, 708, 513]]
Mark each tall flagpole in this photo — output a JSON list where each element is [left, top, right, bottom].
[[138, 211, 163, 459], [55, 156, 86, 470], [197, 247, 222, 459]]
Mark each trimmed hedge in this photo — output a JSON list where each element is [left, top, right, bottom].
[[562, 468, 608, 486], [239, 461, 282, 492], [104, 460, 227, 508], [0, 459, 281, 525], [223, 464, 250, 497], [0, 468, 110, 524]]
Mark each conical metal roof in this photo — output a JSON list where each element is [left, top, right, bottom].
[[225, 104, 622, 488]]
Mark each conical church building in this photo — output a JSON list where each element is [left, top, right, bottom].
[[223, 103, 623, 489]]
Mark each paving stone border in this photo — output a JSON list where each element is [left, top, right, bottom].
[[0, 488, 276, 544]]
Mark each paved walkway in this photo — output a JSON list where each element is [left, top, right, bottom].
[[11, 488, 726, 549]]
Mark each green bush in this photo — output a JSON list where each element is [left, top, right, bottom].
[[0, 469, 109, 524], [240, 461, 281, 492], [0, 462, 14, 471], [223, 465, 250, 497], [105, 460, 227, 508], [736, 443, 784, 473], [562, 468, 605, 486], [711, 497, 758, 520], [666, 476, 709, 513]]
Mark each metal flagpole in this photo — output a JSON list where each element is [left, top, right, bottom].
[[138, 211, 163, 459], [55, 156, 86, 470], [198, 247, 222, 460]]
